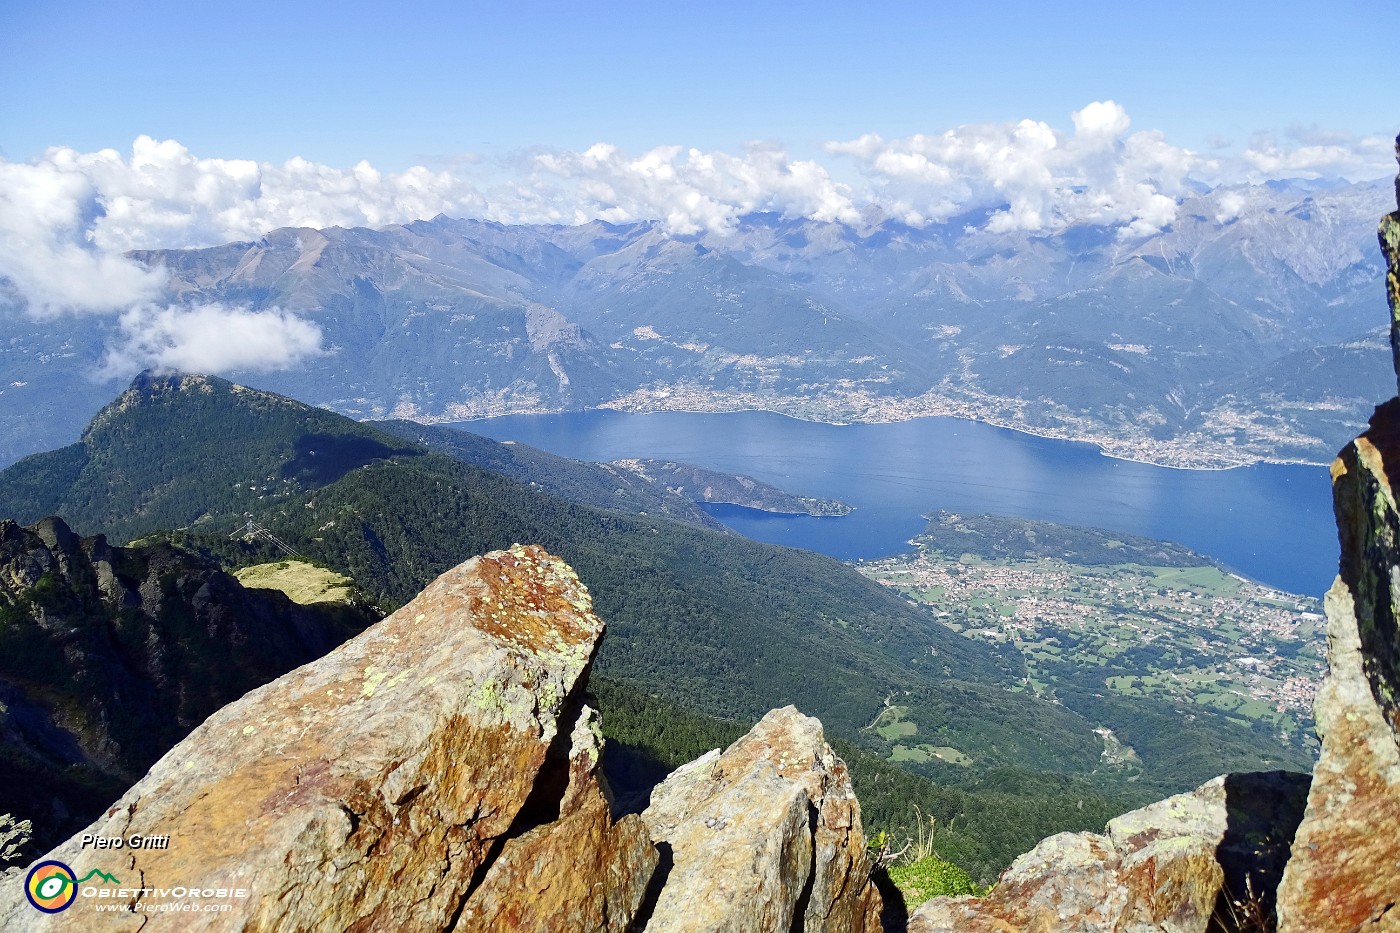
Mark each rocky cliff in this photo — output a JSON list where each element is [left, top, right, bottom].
[[1269, 144, 1400, 933], [0, 545, 882, 930], [0, 517, 376, 859]]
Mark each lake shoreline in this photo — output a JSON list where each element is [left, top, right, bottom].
[[457, 408, 1336, 598], [445, 400, 1334, 473]]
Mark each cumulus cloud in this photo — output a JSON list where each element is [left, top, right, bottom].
[[101, 303, 325, 378], [1214, 191, 1248, 223], [523, 142, 859, 234], [0, 135, 493, 322], [0, 156, 166, 315], [0, 109, 1393, 330], [826, 101, 1204, 236], [38, 136, 491, 254], [1241, 131, 1394, 182]]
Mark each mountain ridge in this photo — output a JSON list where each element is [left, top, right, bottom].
[[0, 373, 1313, 790], [0, 178, 1391, 469]]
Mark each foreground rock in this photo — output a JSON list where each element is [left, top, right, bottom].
[[455, 705, 657, 930], [640, 706, 883, 932], [1273, 248, 1400, 929], [0, 544, 656, 931], [1, 543, 889, 931], [907, 771, 1307, 933], [0, 516, 376, 859]]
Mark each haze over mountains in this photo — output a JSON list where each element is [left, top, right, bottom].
[[1, 177, 1392, 470]]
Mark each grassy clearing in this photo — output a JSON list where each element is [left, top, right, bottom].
[[1138, 565, 1241, 597], [234, 560, 354, 605], [880, 721, 918, 740], [890, 743, 972, 766], [870, 705, 921, 741], [929, 746, 972, 765]]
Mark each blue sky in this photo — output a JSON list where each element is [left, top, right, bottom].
[[0, 0, 1392, 382], [2, 0, 1389, 168], [0, 0, 1393, 333]]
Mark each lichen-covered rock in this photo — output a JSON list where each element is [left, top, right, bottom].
[[908, 771, 1308, 933], [453, 705, 657, 930], [1275, 407, 1400, 932], [0, 813, 29, 882], [640, 706, 883, 933], [1380, 136, 1400, 393], [0, 545, 655, 931]]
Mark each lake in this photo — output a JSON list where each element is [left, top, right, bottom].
[[459, 410, 1338, 598]]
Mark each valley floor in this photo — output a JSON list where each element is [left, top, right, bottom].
[[857, 541, 1326, 756]]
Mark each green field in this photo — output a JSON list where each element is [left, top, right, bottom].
[[890, 743, 972, 766], [234, 560, 355, 604], [871, 705, 919, 741]]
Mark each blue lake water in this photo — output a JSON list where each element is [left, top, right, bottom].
[[459, 410, 1338, 598]]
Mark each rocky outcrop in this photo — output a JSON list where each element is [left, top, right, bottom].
[[0, 545, 884, 930], [0, 814, 29, 881], [454, 705, 658, 931], [1379, 135, 1400, 393], [640, 706, 882, 932], [0, 516, 376, 858], [0, 544, 656, 931], [907, 771, 1308, 933], [1271, 154, 1400, 932]]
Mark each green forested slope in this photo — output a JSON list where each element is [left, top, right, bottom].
[[0, 372, 1313, 869], [0, 372, 421, 543], [0, 373, 1104, 770], [369, 419, 723, 528]]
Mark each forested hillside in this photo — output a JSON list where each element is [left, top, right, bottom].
[[0, 372, 1315, 877]]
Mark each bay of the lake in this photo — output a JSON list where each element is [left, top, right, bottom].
[[460, 410, 1337, 598]]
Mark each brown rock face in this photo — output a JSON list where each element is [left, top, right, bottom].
[[455, 706, 658, 931], [1274, 408, 1400, 932], [0, 544, 656, 931], [639, 706, 883, 933], [1272, 151, 1400, 932], [0, 543, 888, 931], [907, 771, 1308, 933], [0, 516, 376, 859]]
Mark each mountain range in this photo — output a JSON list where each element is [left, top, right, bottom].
[[0, 177, 1393, 469], [0, 373, 1321, 865]]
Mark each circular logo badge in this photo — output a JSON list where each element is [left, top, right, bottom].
[[25, 860, 77, 913]]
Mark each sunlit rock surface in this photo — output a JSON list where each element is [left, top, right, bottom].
[[640, 706, 883, 933], [0, 544, 649, 931], [0, 544, 889, 931], [906, 771, 1307, 933], [1274, 387, 1400, 930]]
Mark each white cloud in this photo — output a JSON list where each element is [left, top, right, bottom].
[[1072, 100, 1132, 139], [1214, 191, 1248, 223], [0, 109, 1393, 329], [0, 156, 166, 315], [826, 101, 1205, 236], [60, 136, 491, 253], [101, 303, 325, 377], [522, 141, 860, 234], [1241, 132, 1394, 181]]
